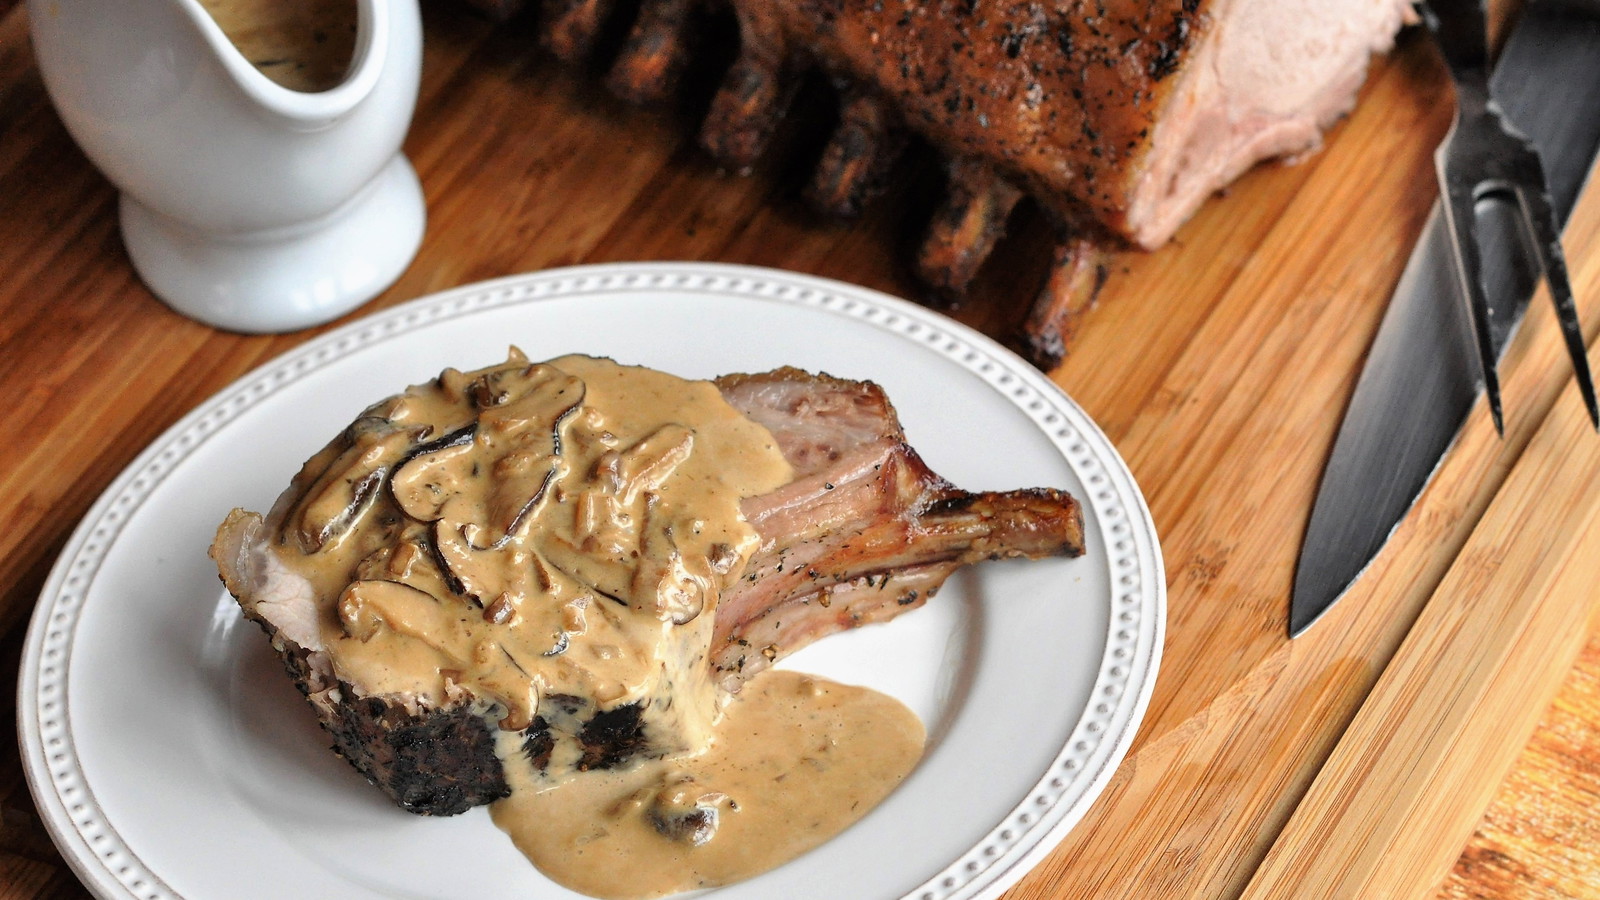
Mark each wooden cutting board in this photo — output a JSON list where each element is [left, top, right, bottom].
[[0, 1, 1597, 898]]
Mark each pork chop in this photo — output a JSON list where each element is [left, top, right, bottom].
[[212, 357, 1083, 816]]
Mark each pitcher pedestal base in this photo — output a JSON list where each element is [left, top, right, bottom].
[[120, 155, 426, 334]]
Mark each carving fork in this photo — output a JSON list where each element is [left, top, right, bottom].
[[1423, 0, 1600, 433]]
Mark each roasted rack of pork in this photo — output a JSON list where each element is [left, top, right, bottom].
[[453, 0, 1413, 366]]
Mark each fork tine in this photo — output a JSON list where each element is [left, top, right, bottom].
[[1513, 181, 1600, 430], [1438, 163, 1507, 434]]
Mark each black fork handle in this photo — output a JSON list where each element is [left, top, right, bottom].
[[1422, 0, 1492, 102]]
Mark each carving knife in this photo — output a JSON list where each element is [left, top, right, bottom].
[[1289, 0, 1600, 638]]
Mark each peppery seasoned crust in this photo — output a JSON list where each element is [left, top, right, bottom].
[[259, 616, 511, 816], [235, 580, 660, 816]]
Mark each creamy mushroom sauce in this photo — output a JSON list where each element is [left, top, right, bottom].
[[262, 352, 925, 898], [494, 670, 924, 899], [196, 0, 357, 92]]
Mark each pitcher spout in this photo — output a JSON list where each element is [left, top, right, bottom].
[[186, 0, 416, 129]]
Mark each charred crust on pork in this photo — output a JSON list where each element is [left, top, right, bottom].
[[251, 616, 511, 817], [576, 704, 652, 771], [522, 717, 557, 769]]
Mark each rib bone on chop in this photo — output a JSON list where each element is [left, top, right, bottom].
[[456, 0, 1413, 365], [213, 367, 1083, 816]]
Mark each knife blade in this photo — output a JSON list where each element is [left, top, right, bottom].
[[1290, 0, 1600, 638]]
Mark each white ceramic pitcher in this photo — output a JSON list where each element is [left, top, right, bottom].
[[28, 0, 425, 333]]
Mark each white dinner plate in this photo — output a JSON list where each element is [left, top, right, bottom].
[[18, 263, 1163, 900]]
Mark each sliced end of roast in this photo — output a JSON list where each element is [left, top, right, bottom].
[[1123, 0, 1415, 247]]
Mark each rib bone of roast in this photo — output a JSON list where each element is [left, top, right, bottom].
[[460, 0, 1414, 365]]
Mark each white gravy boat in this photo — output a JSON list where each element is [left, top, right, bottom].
[[28, 0, 425, 332]]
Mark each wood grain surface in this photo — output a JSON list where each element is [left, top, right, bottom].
[[1, 2, 1598, 898], [1441, 631, 1600, 900]]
